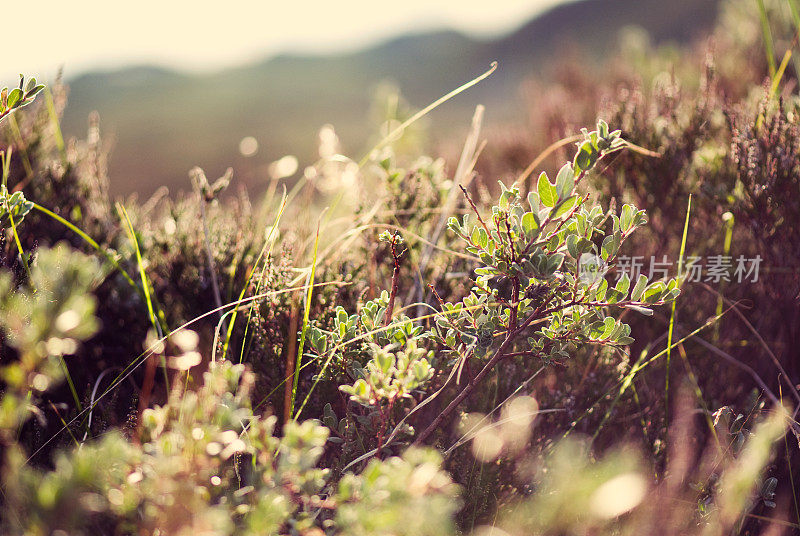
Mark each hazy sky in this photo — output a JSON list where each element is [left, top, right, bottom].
[[4, 0, 570, 81]]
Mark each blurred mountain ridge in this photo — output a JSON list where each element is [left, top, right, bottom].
[[61, 0, 720, 196]]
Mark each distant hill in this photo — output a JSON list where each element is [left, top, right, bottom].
[[61, 0, 720, 197]]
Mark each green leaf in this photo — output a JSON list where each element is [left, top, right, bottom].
[[477, 228, 489, 249], [546, 253, 565, 274], [588, 321, 605, 339], [446, 216, 461, 234], [566, 234, 579, 259], [595, 278, 608, 301], [599, 317, 616, 339], [498, 191, 511, 211], [630, 274, 648, 301], [521, 211, 539, 236], [600, 235, 616, 261], [7, 88, 22, 108], [471, 226, 481, 247], [352, 378, 368, 398], [621, 204, 634, 232], [412, 360, 431, 381], [537, 172, 557, 208], [643, 281, 666, 303], [598, 119, 609, 138], [615, 273, 630, 298], [606, 289, 623, 304], [553, 195, 577, 217], [555, 163, 575, 199], [625, 304, 654, 316], [600, 231, 621, 261], [323, 403, 338, 430], [527, 191, 540, 211], [574, 142, 596, 172], [375, 351, 394, 373]]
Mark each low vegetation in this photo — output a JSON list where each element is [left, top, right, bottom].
[[0, 0, 799, 534]]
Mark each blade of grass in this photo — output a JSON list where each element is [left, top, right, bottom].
[[283, 303, 300, 423], [289, 211, 325, 419], [58, 357, 83, 413], [48, 402, 80, 448], [31, 202, 138, 291], [786, 0, 800, 81], [44, 86, 67, 165], [758, 0, 778, 78], [116, 203, 167, 335], [770, 47, 793, 98], [788, 0, 800, 30], [116, 203, 170, 391], [358, 62, 497, 166], [713, 212, 734, 343], [513, 135, 583, 189], [630, 381, 652, 446], [222, 190, 287, 362], [665, 195, 692, 439]]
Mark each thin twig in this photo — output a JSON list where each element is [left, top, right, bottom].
[[383, 234, 404, 326]]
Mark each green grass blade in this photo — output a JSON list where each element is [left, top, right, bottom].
[[31, 202, 138, 291], [290, 212, 324, 419], [358, 62, 497, 166], [758, 0, 778, 77], [665, 194, 691, 436], [116, 203, 170, 391], [770, 48, 793, 98], [221, 190, 287, 362], [44, 87, 67, 165], [116, 203, 165, 334], [584, 305, 729, 443], [58, 357, 83, 412]]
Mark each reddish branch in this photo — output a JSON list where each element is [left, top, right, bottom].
[[383, 234, 404, 327], [412, 298, 553, 447]]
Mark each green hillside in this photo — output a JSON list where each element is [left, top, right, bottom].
[[61, 0, 719, 196]]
